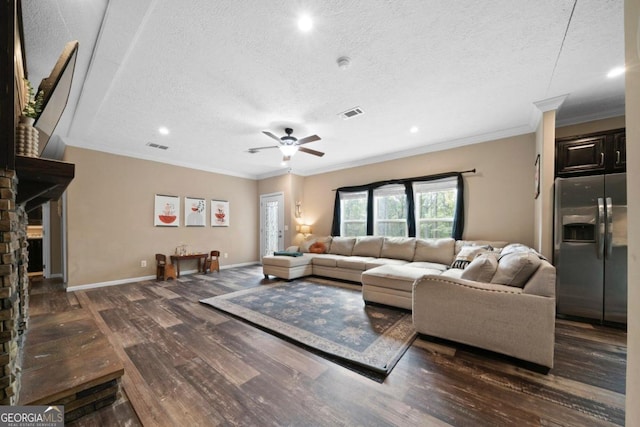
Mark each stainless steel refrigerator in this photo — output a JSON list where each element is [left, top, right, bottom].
[[554, 173, 627, 324]]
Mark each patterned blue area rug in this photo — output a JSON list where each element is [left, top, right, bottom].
[[199, 278, 416, 379]]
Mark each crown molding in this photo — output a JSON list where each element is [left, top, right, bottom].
[[533, 94, 569, 112]]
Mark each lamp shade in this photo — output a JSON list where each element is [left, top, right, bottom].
[[279, 145, 298, 157], [300, 225, 311, 235]]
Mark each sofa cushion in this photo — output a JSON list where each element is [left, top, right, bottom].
[[461, 252, 499, 282], [362, 265, 437, 292], [405, 261, 448, 272], [336, 256, 377, 271], [352, 236, 384, 257], [328, 237, 356, 256], [413, 238, 455, 265], [262, 254, 313, 268], [450, 245, 490, 269], [491, 251, 542, 288], [364, 258, 410, 269], [311, 254, 343, 268], [380, 237, 416, 261]]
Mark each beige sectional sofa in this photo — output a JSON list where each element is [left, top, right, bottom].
[[261, 235, 556, 369]]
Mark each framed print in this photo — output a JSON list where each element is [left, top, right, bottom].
[[154, 194, 180, 226], [185, 197, 206, 226], [211, 200, 229, 227], [534, 154, 541, 199]]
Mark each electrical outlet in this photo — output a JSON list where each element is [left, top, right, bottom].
[[140, 260, 147, 267], [224, 253, 228, 258]]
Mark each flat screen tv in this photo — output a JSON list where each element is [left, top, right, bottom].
[[34, 40, 79, 156]]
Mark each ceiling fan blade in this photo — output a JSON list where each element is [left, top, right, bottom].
[[296, 135, 321, 145], [247, 145, 279, 153], [262, 131, 282, 143], [298, 146, 325, 157]]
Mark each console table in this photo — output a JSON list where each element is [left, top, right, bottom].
[[170, 253, 208, 277]]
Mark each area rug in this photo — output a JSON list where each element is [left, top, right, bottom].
[[199, 278, 416, 379]]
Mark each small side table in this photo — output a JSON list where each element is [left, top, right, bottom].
[[170, 253, 208, 277]]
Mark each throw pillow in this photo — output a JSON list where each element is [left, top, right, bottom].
[[490, 251, 542, 288], [461, 252, 499, 282], [309, 241, 326, 254], [499, 243, 547, 260], [300, 237, 318, 253], [450, 245, 490, 269]]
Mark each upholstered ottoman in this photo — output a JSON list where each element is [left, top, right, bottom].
[[361, 265, 441, 310], [262, 254, 313, 280]]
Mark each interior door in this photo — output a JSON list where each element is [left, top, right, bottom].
[[260, 193, 284, 260]]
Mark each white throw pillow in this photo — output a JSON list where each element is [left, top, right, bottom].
[[461, 252, 499, 282], [450, 245, 490, 269], [491, 251, 542, 288]]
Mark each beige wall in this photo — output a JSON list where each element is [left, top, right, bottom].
[[625, 0, 639, 424], [63, 146, 259, 287], [302, 133, 536, 246]]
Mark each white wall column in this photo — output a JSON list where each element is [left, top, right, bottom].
[[533, 95, 567, 260], [625, 0, 640, 424]]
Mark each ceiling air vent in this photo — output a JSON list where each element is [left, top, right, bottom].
[[338, 106, 364, 120], [146, 142, 169, 150]]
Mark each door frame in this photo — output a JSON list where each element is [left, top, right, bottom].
[[259, 192, 285, 259], [42, 201, 51, 277]]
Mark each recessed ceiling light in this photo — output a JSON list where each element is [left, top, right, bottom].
[[410, 126, 419, 133], [607, 66, 625, 78], [298, 15, 313, 32], [158, 126, 170, 135]]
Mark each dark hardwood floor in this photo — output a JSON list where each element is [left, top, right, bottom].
[[32, 265, 626, 426]]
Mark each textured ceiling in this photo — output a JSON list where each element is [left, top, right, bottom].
[[21, 0, 625, 179]]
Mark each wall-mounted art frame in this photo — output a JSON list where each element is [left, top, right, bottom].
[[534, 154, 541, 199], [185, 197, 206, 226], [211, 200, 229, 227], [154, 194, 180, 226]]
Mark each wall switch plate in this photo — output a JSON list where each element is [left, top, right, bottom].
[[140, 260, 147, 267], [224, 253, 228, 258]]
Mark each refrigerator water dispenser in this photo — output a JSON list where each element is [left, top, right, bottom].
[[562, 215, 596, 242]]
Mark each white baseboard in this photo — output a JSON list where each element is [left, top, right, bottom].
[[66, 261, 260, 292]]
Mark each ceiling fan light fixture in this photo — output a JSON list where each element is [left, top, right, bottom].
[[279, 145, 298, 157]]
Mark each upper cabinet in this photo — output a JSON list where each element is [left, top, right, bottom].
[[555, 128, 626, 177]]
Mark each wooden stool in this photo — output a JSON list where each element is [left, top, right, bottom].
[[156, 253, 177, 280], [164, 263, 177, 280], [204, 250, 220, 273]]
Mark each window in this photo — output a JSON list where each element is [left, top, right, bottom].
[[339, 191, 367, 236], [413, 177, 458, 239], [332, 172, 465, 239], [373, 185, 407, 236]]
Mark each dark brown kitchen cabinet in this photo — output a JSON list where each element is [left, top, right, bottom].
[[612, 132, 626, 171], [555, 128, 626, 177]]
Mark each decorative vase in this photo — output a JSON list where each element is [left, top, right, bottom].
[[16, 116, 39, 157]]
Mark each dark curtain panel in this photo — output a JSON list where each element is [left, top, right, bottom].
[[331, 171, 467, 238], [404, 181, 416, 237], [366, 189, 374, 235], [452, 173, 464, 240], [331, 191, 341, 236]]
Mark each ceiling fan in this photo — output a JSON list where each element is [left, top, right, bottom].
[[248, 128, 324, 161]]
